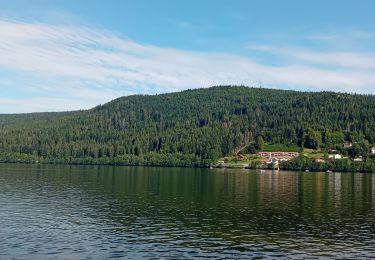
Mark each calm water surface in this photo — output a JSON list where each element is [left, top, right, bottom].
[[0, 164, 374, 259]]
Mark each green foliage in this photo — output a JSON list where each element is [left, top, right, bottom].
[[323, 131, 345, 147], [262, 143, 301, 152], [240, 143, 257, 154], [281, 157, 375, 173], [0, 86, 374, 167], [256, 136, 264, 150], [348, 131, 365, 143], [304, 130, 322, 149]]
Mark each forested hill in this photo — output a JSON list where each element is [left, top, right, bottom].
[[0, 86, 374, 166]]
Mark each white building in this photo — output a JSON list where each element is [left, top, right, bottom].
[[371, 146, 375, 154], [328, 154, 342, 160]]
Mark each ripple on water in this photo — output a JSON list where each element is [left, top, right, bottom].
[[0, 165, 375, 259]]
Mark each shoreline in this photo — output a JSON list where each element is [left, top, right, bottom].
[[0, 160, 373, 173]]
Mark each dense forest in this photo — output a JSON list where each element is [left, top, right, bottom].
[[0, 86, 374, 169]]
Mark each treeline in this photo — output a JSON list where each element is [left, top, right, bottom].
[[280, 157, 375, 173], [0, 152, 210, 167], [0, 86, 374, 167]]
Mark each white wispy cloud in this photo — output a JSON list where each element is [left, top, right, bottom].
[[0, 97, 94, 113], [249, 44, 375, 70], [309, 31, 375, 41], [0, 19, 374, 113]]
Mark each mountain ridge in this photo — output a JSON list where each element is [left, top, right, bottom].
[[0, 86, 374, 168]]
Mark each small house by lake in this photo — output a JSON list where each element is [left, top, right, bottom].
[[257, 151, 299, 160], [328, 154, 342, 160]]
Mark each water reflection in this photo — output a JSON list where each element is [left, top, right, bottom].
[[0, 164, 374, 259]]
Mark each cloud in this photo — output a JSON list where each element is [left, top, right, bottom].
[[0, 19, 374, 113], [0, 97, 94, 113], [249, 44, 375, 70], [309, 31, 375, 42]]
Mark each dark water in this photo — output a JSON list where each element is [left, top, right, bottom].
[[0, 164, 374, 259]]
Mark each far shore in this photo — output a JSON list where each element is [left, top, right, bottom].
[[0, 160, 373, 173]]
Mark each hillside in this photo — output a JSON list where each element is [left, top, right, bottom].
[[0, 86, 374, 167]]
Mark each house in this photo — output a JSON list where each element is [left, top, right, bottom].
[[343, 142, 353, 148], [315, 158, 325, 163], [328, 154, 342, 160], [286, 152, 299, 157], [353, 156, 363, 162], [260, 158, 272, 164], [257, 151, 299, 159], [371, 146, 375, 154], [328, 148, 337, 154], [257, 151, 299, 164], [258, 151, 272, 157]]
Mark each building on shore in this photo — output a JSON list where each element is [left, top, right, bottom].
[[328, 154, 342, 160], [328, 148, 338, 154], [257, 151, 299, 159]]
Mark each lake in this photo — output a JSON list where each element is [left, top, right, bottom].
[[0, 164, 374, 259]]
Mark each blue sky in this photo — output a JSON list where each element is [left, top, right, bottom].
[[0, 0, 374, 113]]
